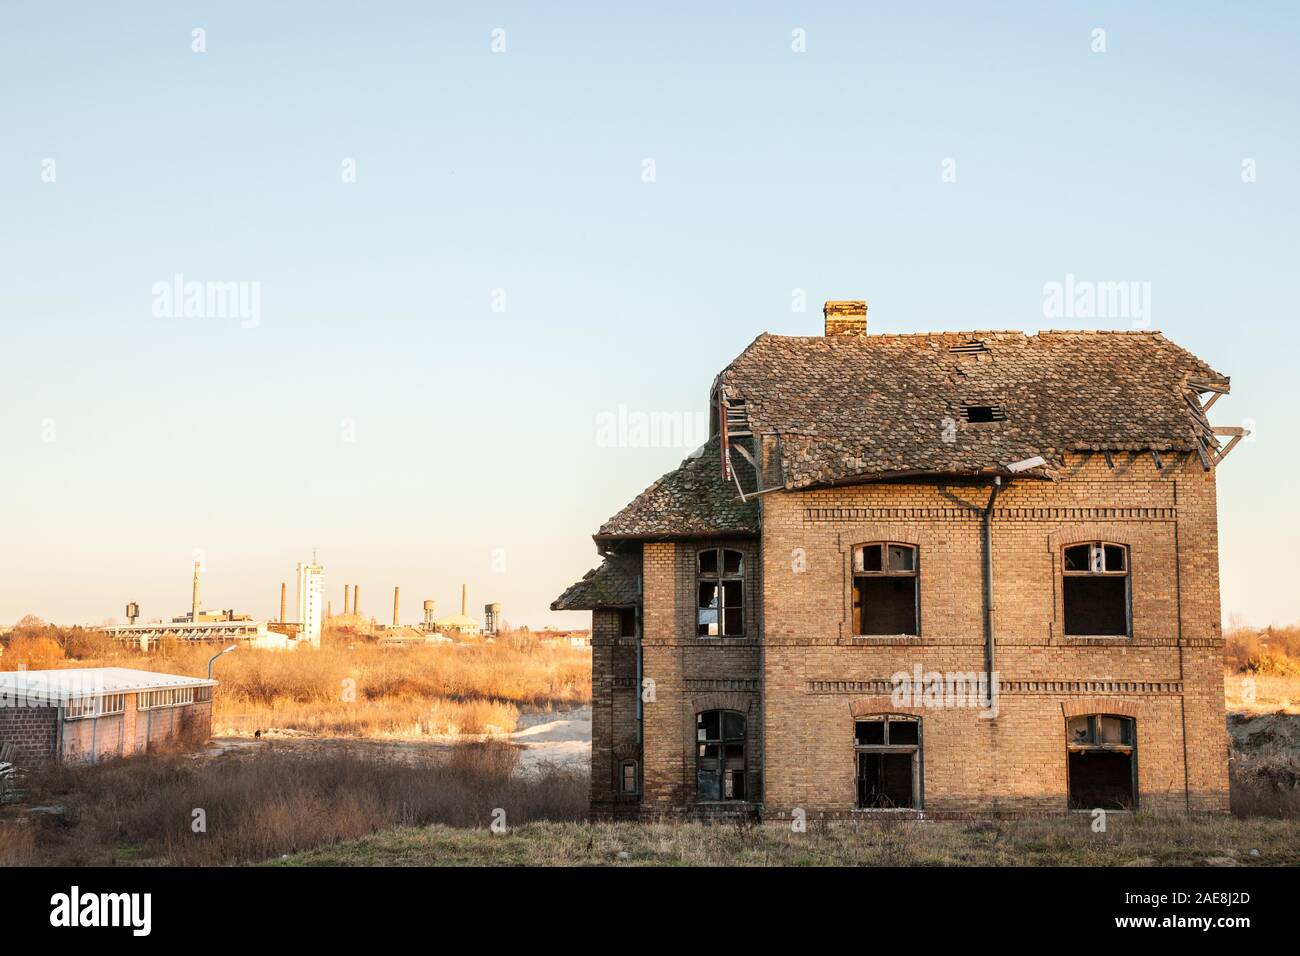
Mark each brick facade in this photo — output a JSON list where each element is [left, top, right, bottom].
[[588, 450, 1229, 817]]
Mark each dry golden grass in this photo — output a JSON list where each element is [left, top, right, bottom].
[[13, 742, 587, 866], [7, 621, 590, 740]]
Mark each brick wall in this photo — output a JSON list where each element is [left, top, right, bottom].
[[759, 451, 1228, 815], [606, 450, 1231, 817], [0, 705, 58, 765]]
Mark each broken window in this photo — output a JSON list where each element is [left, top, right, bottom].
[[1063, 542, 1130, 636], [1067, 714, 1136, 809], [697, 548, 744, 637], [852, 542, 919, 635], [855, 715, 921, 809], [620, 760, 638, 794], [617, 607, 638, 638], [696, 709, 746, 801]]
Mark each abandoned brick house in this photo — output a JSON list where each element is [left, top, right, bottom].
[[554, 301, 1244, 818]]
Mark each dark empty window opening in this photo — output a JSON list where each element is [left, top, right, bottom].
[[696, 710, 746, 801], [620, 760, 639, 794], [697, 548, 744, 637], [1063, 542, 1130, 636], [962, 404, 1006, 423], [949, 340, 989, 355], [855, 715, 921, 809], [617, 607, 638, 638], [1067, 715, 1136, 810], [853, 543, 918, 636]]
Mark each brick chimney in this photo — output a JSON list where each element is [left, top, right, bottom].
[[824, 300, 867, 336]]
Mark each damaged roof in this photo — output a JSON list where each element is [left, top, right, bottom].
[[594, 435, 761, 542], [720, 330, 1228, 489], [551, 551, 643, 611]]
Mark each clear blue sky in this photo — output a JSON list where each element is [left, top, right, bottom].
[[1, 3, 1296, 628]]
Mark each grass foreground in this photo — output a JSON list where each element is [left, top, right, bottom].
[[276, 815, 1300, 867]]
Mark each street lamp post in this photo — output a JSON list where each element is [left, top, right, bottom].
[[208, 644, 238, 680]]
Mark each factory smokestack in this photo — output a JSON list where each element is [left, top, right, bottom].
[[280, 582, 287, 622], [191, 561, 201, 622], [344, 584, 351, 616], [353, 585, 360, 617], [393, 587, 400, 627], [461, 583, 467, 617]]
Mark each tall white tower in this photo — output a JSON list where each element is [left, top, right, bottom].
[[296, 561, 324, 648]]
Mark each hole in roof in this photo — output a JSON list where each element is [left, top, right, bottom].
[[962, 404, 1006, 423]]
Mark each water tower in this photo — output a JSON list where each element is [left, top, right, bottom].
[[484, 603, 502, 636]]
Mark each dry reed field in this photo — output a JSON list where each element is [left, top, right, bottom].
[[1, 619, 591, 738], [1, 741, 587, 866]]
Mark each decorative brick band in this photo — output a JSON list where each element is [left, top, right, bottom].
[[612, 677, 637, 689], [684, 678, 760, 693], [804, 506, 1176, 522], [807, 679, 1183, 696]]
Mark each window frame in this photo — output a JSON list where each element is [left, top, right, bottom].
[[63, 693, 126, 720], [1061, 541, 1131, 638], [619, 759, 639, 795], [1065, 713, 1138, 810], [851, 542, 920, 637], [696, 547, 745, 638], [695, 709, 747, 802], [853, 714, 923, 810]]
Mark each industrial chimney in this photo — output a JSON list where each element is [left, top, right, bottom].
[[353, 584, 360, 617], [824, 300, 868, 337], [393, 587, 400, 627], [343, 584, 351, 616], [191, 561, 201, 622], [461, 583, 467, 617], [280, 582, 287, 623]]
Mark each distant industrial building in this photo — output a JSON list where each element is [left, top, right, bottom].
[[102, 558, 323, 650], [296, 561, 324, 648], [432, 585, 481, 636], [0, 668, 215, 766]]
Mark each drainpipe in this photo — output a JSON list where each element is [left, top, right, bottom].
[[940, 476, 1003, 706], [981, 477, 1002, 705], [635, 603, 644, 745]]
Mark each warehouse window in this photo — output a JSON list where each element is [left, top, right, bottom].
[[1067, 715, 1136, 809], [853, 543, 919, 635], [64, 693, 126, 720], [696, 710, 746, 801], [620, 760, 639, 794], [138, 687, 196, 710], [855, 715, 922, 809], [697, 548, 744, 637], [1063, 542, 1130, 636]]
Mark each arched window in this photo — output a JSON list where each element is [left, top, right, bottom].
[[1066, 714, 1136, 809], [1063, 542, 1130, 636], [852, 542, 919, 636], [697, 548, 744, 637], [696, 709, 746, 800], [854, 714, 921, 809]]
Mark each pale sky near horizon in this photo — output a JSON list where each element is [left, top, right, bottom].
[[1, 3, 1297, 629]]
